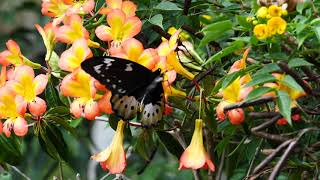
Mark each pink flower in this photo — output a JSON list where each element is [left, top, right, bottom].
[[0, 87, 28, 137], [7, 65, 48, 116], [100, 0, 137, 18], [95, 9, 142, 45], [179, 119, 215, 171], [60, 69, 100, 120], [59, 38, 92, 72]]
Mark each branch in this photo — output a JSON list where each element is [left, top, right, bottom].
[[277, 61, 314, 95], [224, 96, 274, 111], [251, 131, 289, 142], [251, 114, 282, 132], [248, 112, 280, 119], [183, 0, 191, 15], [252, 140, 292, 174]]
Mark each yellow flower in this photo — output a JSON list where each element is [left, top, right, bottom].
[[267, 17, 287, 35], [268, 5, 282, 17], [256, 6, 268, 18], [253, 24, 269, 40]]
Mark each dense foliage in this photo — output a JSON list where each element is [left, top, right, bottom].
[[0, 0, 320, 179]]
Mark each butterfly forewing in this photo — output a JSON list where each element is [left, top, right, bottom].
[[81, 56, 164, 125]]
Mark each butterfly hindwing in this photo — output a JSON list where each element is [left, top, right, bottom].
[[81, 56, 164, 125]]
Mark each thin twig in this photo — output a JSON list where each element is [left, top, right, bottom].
[[277, 61, 313, 95], [224, 96, 274, 111], [216, 148, 226, 180], [251, 115, 282, 132], [183, 0, 192, 15], [251, 131, 289, 142], [11, 166, 31, 180], [252, 140, 292, 174]]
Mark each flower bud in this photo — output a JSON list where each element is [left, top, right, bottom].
[[227, 108, 245, 125]]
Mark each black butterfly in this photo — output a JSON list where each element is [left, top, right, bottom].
[[81, 56, 164, 126]]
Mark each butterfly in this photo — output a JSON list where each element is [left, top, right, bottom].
[[81, 56, 164, 126]]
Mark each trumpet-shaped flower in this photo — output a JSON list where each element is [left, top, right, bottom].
[[59, 38, 92, 72], [41, 0, 70, 25], [110, 38, 159, 70], [100, 0, 137, 18], [157, 30, 195, 80], [7, 65, 48, 116], [91, 120, 126, 174], [179, 119, 215, 171], [60, 69, 100, 120], [0, 40, 24, 66], [0, 87, 28, 137], [253, 24, 269, 40], [95, 9, 142, 46], [35, 23, 57, 61], [98, 90, 113, 114], [267, 17, 287, 35]]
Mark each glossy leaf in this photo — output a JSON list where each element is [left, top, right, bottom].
[[245, 87, 274, 102], [276, 90, 292, 126], [244, 74, 276, 87]]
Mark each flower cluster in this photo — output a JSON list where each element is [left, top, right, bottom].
[[0, 40, 48, 137], [39, 0, 196, 174], [248, 5, 288, 40]]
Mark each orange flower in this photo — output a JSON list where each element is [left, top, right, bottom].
[[179, 119, 215, 171], [91, 120, 126, 174], [95, 9, 142, 46], [59, 38, 92, 72], [100, 0, 137, 17], [41, 0, 70, 25], [55, 15, 99, 47], [7, 65, 48, 116], [110, 38, 159, 70], [60, 69, 100, 120], [98, 90, 113, 115], [0, 87, 28, 137]]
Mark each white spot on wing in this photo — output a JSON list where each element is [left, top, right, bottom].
[[125, 63, 133, 71], [94, 64, 103, 74], [103, 58, 114, 67]]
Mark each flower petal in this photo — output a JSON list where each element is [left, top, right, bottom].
[[122, 16, 142, 40], [34, 74, 48, 95], [95, 25, 113, 41], [28, 97, 47, 116], [13, 117, 28, 137], [84, 100, 100, 120]]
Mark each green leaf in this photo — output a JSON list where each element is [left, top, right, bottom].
[[244, 74, 276, 87], [280, 75, 304, 92], [45, 106, 70, 116], [0, 135, 22, 165], [254, 63, 280, 76], [45, 78, 62, 109], [276, 90, 292, 125], [203, 41, 244, 66], [236, 15, 251, 30], [39, 124, 70, 163], [157, 131, 184, 159], [45, 115, 76, 136], [221, 71, 242, 89], [70, 117, 84, 128], [199, 20, 233, 47], [288, 58, 313, 68], [135, 130, 155, 161], [245, 87, 274, 102], [313, 26, 320, 43], [154, 1, 182, 11], [149, 14, 163, 29]]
